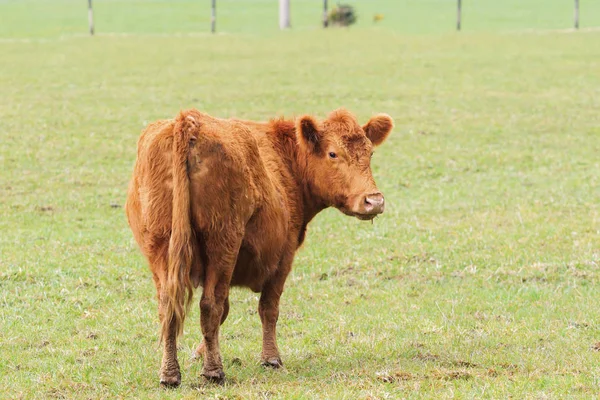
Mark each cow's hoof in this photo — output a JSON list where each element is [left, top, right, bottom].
[[261, 357, 283, 369], [159, 372, 181, 388], [202, 369, 225, 384]]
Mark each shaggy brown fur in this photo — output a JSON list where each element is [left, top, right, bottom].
[[125, 108, 393, 386]]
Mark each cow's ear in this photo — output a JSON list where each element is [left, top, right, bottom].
[[363, 114, 394, 146], [297, 115, 322, 153]]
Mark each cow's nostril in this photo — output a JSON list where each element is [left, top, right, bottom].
[[362, 193, 384, 214]]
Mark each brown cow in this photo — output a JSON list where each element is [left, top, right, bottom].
[[125, 108, 393, 386]]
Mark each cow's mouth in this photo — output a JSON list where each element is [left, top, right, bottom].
[[337, 193, 384, 221], [355, 213, 377, 221], [340, 208, 380, 221]]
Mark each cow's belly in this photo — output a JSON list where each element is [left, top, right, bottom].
[[230, 204, 289, 292], [230, 247, 271, 292]]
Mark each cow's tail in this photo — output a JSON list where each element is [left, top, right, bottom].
[[163, 110, 198, 342]]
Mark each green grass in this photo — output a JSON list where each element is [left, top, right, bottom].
[[1, 1, 600, 399]]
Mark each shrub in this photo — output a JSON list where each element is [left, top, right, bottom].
[[328, 4, 357, 27]]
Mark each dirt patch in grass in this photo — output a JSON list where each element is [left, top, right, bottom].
[[450, 360, 478, 368], [378, 370, 419, 383], [432, 369, 473, 381]]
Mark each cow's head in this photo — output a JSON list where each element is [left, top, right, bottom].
[[297, 108, 393, 220]]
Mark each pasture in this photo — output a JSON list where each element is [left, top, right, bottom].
[[1, 0, 600, 398]]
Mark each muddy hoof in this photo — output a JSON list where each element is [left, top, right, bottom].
[[202, 369, 225, 384], [159, 373, 181, 388], [261, 357, 283, 368]]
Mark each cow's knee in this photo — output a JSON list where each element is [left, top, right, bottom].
[[200, 296, 224, 319], [259, 299, 279, 323], [199, 295, 225, 349], [199, 296, 215, 316]]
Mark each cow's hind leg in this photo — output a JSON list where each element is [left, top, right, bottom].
[[187, 138, 253, 382], [160, 295, 181, 387], [150, 254, 182, 387], [198, 232, 242, 383], [259, 252, 293, 368], [194, 296, 229, 360]]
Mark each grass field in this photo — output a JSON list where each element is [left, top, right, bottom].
[[1, 0, 600, 398]]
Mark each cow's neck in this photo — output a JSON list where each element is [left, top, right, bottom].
[[300, 181, 326, 224], [269, 120, 327, 227], [294, 155, 327, 247]]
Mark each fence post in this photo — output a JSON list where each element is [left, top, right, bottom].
[[323, 0, 328, 28], [574, 0, 579, 29], [456, 0, 461, 31], [279, 0, 290, 29], [211, 0, 216, 33], [88, 0, 94, 35]]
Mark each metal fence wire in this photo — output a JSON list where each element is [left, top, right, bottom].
[[2, 0, 600, 39]]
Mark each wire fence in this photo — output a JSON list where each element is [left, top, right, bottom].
[[2, 0, 600, 38]]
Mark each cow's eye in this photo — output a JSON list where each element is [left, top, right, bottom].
[[329, 152, 337, 159]]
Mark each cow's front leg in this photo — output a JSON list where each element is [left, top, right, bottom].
[[259, 255, 292, 368], [259, 287, 283, 367]]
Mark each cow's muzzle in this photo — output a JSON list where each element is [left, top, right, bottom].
[[364, 193, 385, 214], [347, 192, 385, 220]]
